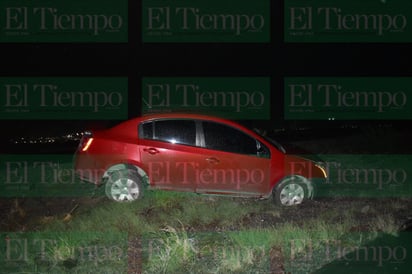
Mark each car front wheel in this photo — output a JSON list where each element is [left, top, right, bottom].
[[105, 169, 143, 202], [273, 176, 312, 206]]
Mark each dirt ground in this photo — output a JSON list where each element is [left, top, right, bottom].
[[0, 197, 105, 231], [1, 196, 411, 233]]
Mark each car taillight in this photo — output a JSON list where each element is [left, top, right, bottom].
[[82, 138, 94, 151], [79, 131, 94, 152]]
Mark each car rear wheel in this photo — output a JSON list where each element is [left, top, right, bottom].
[[105, 169, 143, 202], [273, 176, 310, 206]]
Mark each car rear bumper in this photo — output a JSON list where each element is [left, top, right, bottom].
[[73, 152, 105, 185]]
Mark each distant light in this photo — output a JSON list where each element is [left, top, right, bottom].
[[169, 138, 177, 144]]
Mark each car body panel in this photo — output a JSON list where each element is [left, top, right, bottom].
[[74, 113, 327, 199]]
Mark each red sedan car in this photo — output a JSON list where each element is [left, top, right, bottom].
[[74, 113, 327, 206]]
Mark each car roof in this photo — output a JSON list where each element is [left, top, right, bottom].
[[139, 113, 231, 122], [110, 113, 255, 137]]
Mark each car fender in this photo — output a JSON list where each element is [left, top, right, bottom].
[[103, 162, 150, 186]]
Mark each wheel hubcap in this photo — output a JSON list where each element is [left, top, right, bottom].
[[110, 178, 139, 201], [279, 183, 304, 206]]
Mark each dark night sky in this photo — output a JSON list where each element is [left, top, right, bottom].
[[0, 1, 411, 151]]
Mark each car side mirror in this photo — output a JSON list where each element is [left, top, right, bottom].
[[257, 141, 270, 158]]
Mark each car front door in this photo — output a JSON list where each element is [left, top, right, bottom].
[[195, 121, 271, 196]]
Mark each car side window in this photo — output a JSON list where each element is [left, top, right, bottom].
[[141, 122, 153, 139], [202, 121, 260, 156], [139, 120, 196, 146]]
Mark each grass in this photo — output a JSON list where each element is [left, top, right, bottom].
[[45, 190, 271, 234], [2, 154, 412, 272], [1, 230, 128, 273], [2, 189, 410, 273], [25, 189, 402, 273], [140, 217, 358, 273]]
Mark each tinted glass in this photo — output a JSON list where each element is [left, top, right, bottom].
[[149, 120, 196, 146], [203, 121, 257, 155], [141, 122, 153, 139]]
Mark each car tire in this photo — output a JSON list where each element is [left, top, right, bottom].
[[273, 176, 311, 206], [105, 169, 143, 202]]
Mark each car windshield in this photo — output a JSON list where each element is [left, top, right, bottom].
[[253, 129, 286, 154]]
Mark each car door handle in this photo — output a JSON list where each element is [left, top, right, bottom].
[[143, 148, 159, 155], [205, 157, 219, 164]]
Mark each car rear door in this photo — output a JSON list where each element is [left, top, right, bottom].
[[138, 119, 202, 192]]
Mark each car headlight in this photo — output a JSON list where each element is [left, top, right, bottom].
[[315, 163, 328, 179]]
